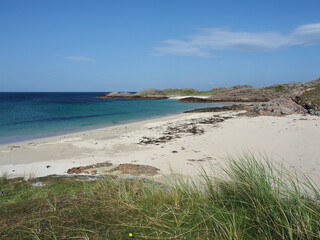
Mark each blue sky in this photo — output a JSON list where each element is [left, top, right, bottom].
[[0, 0, 320, 91]]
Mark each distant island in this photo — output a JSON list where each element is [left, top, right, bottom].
[[97, 78, 320, 116]]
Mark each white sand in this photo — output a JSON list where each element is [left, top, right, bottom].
[[0, 112, 319, 183]]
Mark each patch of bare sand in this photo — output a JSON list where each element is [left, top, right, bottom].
[[0, 112, 319, 184]]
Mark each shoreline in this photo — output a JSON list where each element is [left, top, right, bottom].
[[0, 111, 188, 146], [0, 112, 187, 148], [0, 97, 223, 146], [1, 111, 320, 184]]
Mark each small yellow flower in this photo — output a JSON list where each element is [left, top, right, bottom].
[[129, 233, 133, 238]]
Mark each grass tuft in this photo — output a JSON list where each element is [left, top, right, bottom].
[[0, 154, 319, 239]]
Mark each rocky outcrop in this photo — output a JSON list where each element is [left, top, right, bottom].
[[179, 90, 273, 103], [303, 78, 320, 88], [230, 85, 255, 90], [97, 78, 320, 104], [162, 88, 199, 95], [96, 91, 168, 100], [251, 98, 306, 116], [67, 162, 113, 175], [178, 97, 213, 103], [207, 89, 271, 102], [136, 88, 164, 96], [292, 84, 320, 115], [106, 92, 132, 97], [185, 98, 307, 116], [184, 104, 251, 113], [207, 80, 320, 103]]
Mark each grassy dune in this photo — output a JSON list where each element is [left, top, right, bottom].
[[1, 155, 319, 239]]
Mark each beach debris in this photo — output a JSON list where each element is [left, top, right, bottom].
[[187, 157, 212, 162], [30, 182, 46, 187], [108, 163, 160, 176], [8, 145, 21, 151], [139, 116, 229, 145], [139, 135, 174, 144]]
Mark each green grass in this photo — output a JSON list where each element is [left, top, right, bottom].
[[262, 85, 290, 93], [297, 84, 320, 108], [1, 154, 319, 239]]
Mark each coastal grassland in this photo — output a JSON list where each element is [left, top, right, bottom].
[[261, 85, 290, 93], [162, 88, 214, 96], [0, 155, 319, 239], [296, 84, 320, 109]]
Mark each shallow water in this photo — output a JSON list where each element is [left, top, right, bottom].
[[0, 92, 223, 144]]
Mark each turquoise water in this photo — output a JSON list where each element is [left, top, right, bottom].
[[0, 92, 223, 144]]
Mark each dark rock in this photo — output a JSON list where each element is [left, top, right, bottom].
[[184, 104, 251, 113], [178, 97, 214, 103], [139, 116, 227, 145]]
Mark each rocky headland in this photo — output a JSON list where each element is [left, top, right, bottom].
[[185, 98, 307, 116], [97, 78, 320, 115], [96, 88, 168, 100]]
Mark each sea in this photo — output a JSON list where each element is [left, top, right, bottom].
[[0, 92, 224, 144]]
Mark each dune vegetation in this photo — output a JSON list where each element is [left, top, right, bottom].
[[1, 154, 319, 239]]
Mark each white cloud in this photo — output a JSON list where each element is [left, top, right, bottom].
[[154, 23, 320, 57], [65, 56, 95, 61]]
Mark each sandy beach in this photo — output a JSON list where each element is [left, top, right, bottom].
[[0, 111, 319, 183]]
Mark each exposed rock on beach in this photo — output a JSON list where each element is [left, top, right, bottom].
[[67, 161, 113, 175], [184, 104, 251, 113], [251, 98, 306, 116]]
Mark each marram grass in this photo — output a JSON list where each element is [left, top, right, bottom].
[[0, 154, 319, 239]]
